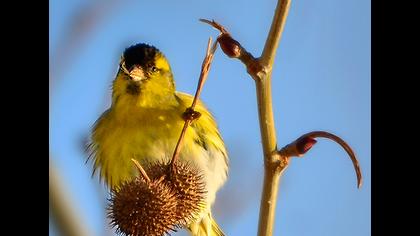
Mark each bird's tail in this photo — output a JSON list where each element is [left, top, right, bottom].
[[188, 213, 225, 236]]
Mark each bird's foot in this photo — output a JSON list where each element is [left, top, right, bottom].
[[182, 107, 201, 121]]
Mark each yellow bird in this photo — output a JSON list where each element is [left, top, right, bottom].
[[88, 43, 228, 236]]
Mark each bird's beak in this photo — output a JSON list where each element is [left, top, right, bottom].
[[128, 66, 146, 82], [120, 61, 146, 82]]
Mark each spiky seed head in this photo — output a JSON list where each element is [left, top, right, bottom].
[[169, 162, 207, 226], [108, 177, 178, 236], [143, 161, 207, 226], [108, 160, 206, 235]]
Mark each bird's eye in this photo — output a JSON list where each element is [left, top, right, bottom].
[[151, 66, 158, 73]]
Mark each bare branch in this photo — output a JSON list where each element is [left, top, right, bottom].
[[260, 0, 291, 68], [201, 0, 362, 235], [201, 3, 292, 236], [170, 38, 218, 171]]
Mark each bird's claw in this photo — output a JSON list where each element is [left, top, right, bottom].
[[182, 108, 201, 121]]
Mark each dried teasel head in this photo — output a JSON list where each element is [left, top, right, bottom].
[[108, 160, 206, 236]]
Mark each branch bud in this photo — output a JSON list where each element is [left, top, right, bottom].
[[296, 136, 317, 156], [217, 34, 242, 58]]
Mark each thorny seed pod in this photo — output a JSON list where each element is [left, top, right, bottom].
[[217, 34, 242, 58], [108, 177, 178, 236], [144, 161, 207, 226], [169, 162, 207, 225], [108, 161, 206, 236]]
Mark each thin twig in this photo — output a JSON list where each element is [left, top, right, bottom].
[[170, 38, 218, 171], [260, 0, 291, 67], [131, 158, 151, 183], [303, 131, 362, 188], [191, 39, 218, 108], [170, 121, 192, 170], [199, 19, 228, 34]]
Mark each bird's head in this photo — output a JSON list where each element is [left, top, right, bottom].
[[112, 43, 175, 107]]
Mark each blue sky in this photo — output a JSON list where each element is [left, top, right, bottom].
[[50, 0, 370, 235]]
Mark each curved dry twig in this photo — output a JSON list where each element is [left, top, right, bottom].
[[280, 131, 362, 189], [199, 19, 228, 34], [304, 131, 362, 188], [131, 158, 151, 183]]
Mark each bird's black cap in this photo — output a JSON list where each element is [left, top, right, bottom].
[[123, 43, 159, 70]]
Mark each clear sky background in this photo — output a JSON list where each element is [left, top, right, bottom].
[[49, 0, 370, 235]]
